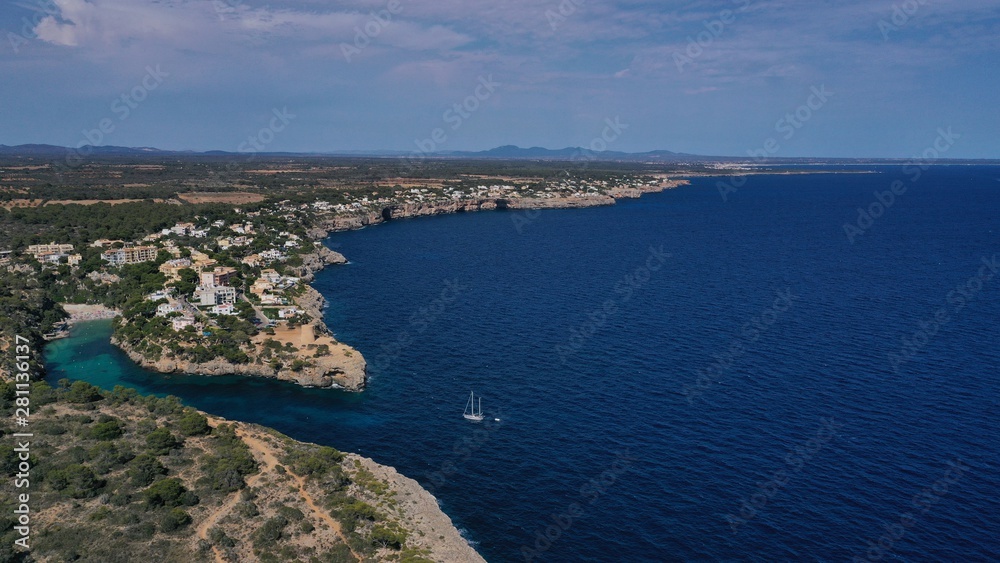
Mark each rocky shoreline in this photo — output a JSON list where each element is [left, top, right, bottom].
[[111, 331, 367, 390], [106, 244, 366, 391], [312, 180, 687, 233], [103, 178, 689, 393], [204, 418, 487, 563], [346, 452, 486, 562]]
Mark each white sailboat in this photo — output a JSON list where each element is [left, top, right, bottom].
[[463, 391, 484, 422]]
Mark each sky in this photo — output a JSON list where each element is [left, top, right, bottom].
[[1, 0, 998, 158]]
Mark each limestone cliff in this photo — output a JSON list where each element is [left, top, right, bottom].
[[289, 245, 347, 281], [111, 328, 366, 391], [315, 195, 618, 232]]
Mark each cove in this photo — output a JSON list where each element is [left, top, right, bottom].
[[47, 168, 1000, 562]]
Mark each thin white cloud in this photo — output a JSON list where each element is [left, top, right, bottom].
[[31, 0, 472, 53]]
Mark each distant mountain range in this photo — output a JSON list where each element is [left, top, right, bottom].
[[434, 145, 694, 161], [0, 144, 169, 156], [0, 143, 995, 164], [0, 143, 695, 161]]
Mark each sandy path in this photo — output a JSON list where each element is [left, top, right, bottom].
[[195, 421, 363, 563], [194, 465, 266, 562]]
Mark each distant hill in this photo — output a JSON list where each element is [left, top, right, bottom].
[[0, 144, 168, 156], [1, 144, 995, 164], [0, 143, 696, 161], [436, 145, 694, 161]]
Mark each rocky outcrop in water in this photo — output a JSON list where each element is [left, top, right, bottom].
[[289, 245, 347, 281]]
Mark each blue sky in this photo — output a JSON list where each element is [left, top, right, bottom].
[[1, 0, 998, 157]]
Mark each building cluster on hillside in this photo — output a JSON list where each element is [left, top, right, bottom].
[[194, 272, 238, 307], [165, 222, 208, 238], [101, 244, 157, 265], [25, 242, 80, 265], [249, 268, 299, 308]]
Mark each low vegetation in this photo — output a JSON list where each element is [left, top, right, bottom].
[[0, 380, 441, 562]]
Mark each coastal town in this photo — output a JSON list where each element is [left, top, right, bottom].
[[1, 165, 683, 392]]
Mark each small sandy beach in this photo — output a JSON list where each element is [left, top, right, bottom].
[[62, 303, 120, 323]]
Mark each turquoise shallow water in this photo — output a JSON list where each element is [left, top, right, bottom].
[[46, 167, 1000, 562]]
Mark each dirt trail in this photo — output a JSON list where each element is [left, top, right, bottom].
[[194, 465, 266, 562], [195, 421, 363, 563]]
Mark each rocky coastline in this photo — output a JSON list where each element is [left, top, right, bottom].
[[312, 180, 687, 233], [104, 178, 689, 393], [110, 331, 367, 390]]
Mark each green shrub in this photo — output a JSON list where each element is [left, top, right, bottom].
[[88, 418, 125, 440], [236, 501, 259, 518], [177, 411, 210, 436], [370, 524, 407, 550], [146, 427, 182, 455], [200, 424, 257, 491], [47, 464, 104, 498], [208, 527, 236, 548], [160, 508, 192, 532], [128, 453, 168, 486], [277, 505, 304, 521], [143, 478, 189, 508], [89, 442, 135, 474], [253, 515, 289, 548], [284, 446, 344, 478], [65, 381, 103, 403]]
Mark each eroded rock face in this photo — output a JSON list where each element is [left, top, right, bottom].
[[316, 195, 620, 233], [290, 245, 347, 281]]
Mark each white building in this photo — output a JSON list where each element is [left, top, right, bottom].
[[148, 289, 175, 302], [259, 250, 287, 263], [101, 245, 157, 265], [194, 285, 237, 306], [156, 303, 183, 317], [211, 303, 236, 315], [26, 242, 74, 258], [172, 222, 195, 235], [171, 316, 197, 331], [278, 307, 302, 319], [260, 294, 286, 306]]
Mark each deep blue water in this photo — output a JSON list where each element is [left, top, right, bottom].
[[46, 167, 1000, 562]]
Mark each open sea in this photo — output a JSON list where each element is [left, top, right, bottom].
[[45, 167, 1000, 562]]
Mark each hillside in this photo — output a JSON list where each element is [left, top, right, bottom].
[[0, 381, 483, 563]]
